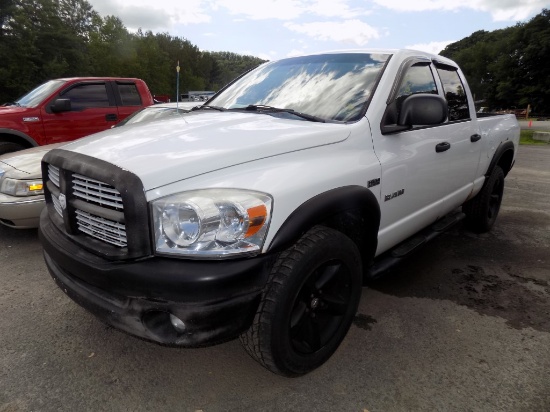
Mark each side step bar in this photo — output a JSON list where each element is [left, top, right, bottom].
[[366, 210, 465, 280]]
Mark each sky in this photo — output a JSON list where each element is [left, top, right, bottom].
[[87, 0, 550, 60]]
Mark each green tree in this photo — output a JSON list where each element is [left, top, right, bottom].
[[515, 9, 550, 111], [0, 0, 265, 103], [0, 0, 98, 102], [88, 15, 135, 75], [441, 9, 550, 113], [58, 0, 98, 38], [205, 51, 264, 89]]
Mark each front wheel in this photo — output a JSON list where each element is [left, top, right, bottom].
[[0, 141, 25, 156], [240, 226, 362, 376], [463, 165, 505, 233]]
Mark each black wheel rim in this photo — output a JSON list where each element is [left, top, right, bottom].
[[289, 259, 352, 355], [488, 177, 503, 221]]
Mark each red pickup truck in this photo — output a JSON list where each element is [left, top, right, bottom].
[[0, 77, 154, 155]]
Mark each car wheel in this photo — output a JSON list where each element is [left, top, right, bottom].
[[463, 165, 505, 233], [0, 142, 25, 155], [240, 225, 362, 376]]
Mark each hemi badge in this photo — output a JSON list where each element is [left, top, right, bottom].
[[23, 117, 40, 122], [367, 178, 380, 188]]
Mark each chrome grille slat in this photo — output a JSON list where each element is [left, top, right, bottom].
[[46, 165, 128, 249], [73, 174, 109, 186], [72, 173, 123, 210], [75, 210, 127, 247], [51, 194, 63, 218], [48, 165, 60, 188], [73, 191, 124, 209], [73, 181, 121, 197]]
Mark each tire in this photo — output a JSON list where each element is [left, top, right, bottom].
[[0, 141, 25, 155], [240, 225, 362, 377], [463, 165, 505, 233]]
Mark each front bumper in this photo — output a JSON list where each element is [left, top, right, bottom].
[[0, 194, 44, 228], [39, 210, 276, 347]]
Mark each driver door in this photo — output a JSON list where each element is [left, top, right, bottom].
[[372, 58, 478, 254], [41, 81, 118, 143]]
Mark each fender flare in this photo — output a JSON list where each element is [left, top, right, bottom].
[[0, 128, 39, 147], [267, 185, 381, 266], [486, 140, 515, 177]]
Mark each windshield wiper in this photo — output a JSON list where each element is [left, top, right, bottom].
[[242, 104, 326, 123], [2, 102, 21, 107], [192, 105, 226, 112]]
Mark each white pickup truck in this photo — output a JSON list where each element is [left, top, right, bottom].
[[39, 49, 519, 376]]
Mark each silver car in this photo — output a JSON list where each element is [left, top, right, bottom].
[[0, 102, 199, 228], [0, 144, 62, 228]]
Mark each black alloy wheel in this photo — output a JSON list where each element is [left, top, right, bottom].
[[289, 259, 353, 355], [463, 165, 505, 233], [240, 225, 362, 377]]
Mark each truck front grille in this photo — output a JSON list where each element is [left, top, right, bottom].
[[75, 210, 127, 247], [48, 165, 60, 187], [72, 174, 124, 210], [43, 149, 151, 259], [51, 194, 63, 218], [48, 165, 63, 218], [71, 174, 127, 247]]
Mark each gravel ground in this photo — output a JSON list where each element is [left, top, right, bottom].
[[1, 145, 549, 412]]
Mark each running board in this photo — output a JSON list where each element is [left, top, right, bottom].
[[366, 210, 465, 280]]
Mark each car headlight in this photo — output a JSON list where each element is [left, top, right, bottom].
[[152, 189, 272, 258], [0, 177, 44, 196]]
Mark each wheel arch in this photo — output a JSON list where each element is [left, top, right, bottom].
[[0, 129, 38, 149], [487, 140, 515, 178], [267, 185, 380, 272]]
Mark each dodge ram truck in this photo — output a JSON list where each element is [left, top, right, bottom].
[[39, 50, 520, 376], [0, 77, 154, 155]]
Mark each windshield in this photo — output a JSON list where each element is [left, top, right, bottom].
[[209, 53, 390, 122], [15, 79, 66, 108]]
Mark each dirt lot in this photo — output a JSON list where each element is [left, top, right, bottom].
[[1, 146, 549, 412]]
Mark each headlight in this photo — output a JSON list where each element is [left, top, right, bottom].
[[0, 177, 44, 196], [152, 189, 272, 258]]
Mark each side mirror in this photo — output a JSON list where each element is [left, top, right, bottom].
[[51, 98, 72, 113], [381, 94, 448, 134], [398, 94, 448, 126]]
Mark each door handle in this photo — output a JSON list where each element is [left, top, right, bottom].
[[105, 113, 118, 122], [435, 142, 451, 153], [470, 134, 481, 142]]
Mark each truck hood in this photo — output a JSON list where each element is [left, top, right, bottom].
[[61, 111, 350, 190], [0, 105, 35, 115], [0, 143, 63, 179]]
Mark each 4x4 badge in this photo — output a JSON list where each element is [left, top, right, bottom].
[[384, 189, 405, 202], [59, 193, 67, 210]]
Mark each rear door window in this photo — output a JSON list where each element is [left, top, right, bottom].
[[436, 66, 470, 121], [118, 83, 142, 106]]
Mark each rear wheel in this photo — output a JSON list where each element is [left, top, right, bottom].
[[463, 165, 505, 233], [240, 226, 362, 376], [0, 141, 25, 155]]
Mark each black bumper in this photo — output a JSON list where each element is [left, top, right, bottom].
[[39, 210, 276, 347]]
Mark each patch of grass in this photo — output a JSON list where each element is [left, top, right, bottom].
[[520, 129, 548, 145]]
